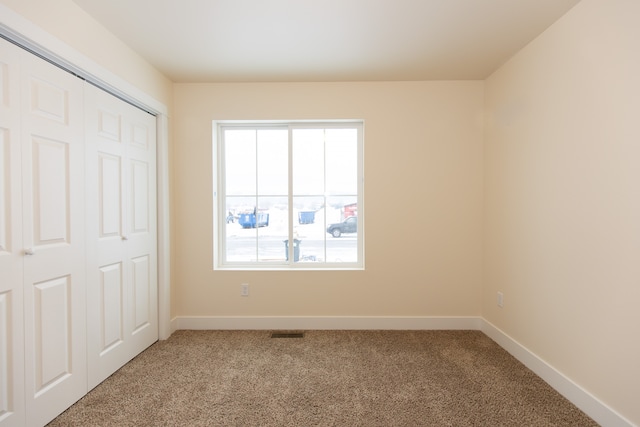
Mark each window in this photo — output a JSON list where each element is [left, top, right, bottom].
[[214, 121, 364, 270]]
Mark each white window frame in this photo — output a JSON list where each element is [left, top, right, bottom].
[[213, 120, 364, 270]]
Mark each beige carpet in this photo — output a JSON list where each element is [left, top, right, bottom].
[[48, 330, 598, 426]]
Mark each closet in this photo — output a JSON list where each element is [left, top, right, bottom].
[[0, 37, 158, 427]]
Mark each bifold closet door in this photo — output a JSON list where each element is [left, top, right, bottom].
[[85, 84, 158, 390], [0, 37, 25, 427], [19, 46, 88, 426], [1, 35, 158, 426]]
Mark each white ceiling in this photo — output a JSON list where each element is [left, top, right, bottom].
[[73, 0, 581, 83]]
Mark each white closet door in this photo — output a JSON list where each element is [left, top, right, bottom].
[[20, 49, 87, 427], [85, 84, 157, 389], [0, 38, 25, 427]]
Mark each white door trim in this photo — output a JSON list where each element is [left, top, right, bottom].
[[0, 3, 172, 340]]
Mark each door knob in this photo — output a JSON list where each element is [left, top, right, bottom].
[[24, 248, 35, 256], [121, 235, 129, 241]]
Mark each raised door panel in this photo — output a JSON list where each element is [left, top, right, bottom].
[[0, 294, 10, 421], [99, 154, 122, 240], [31, 137, 70, 247], [130, 159, 149, 235], [131, 255, 151, 333], [32, 276, 73, 393], [0, 290, 22, 427], [0, 37, 25, 427], [0, 130, 7, 255], [20, 48, 87, 427], [99, 263, 124, 354]]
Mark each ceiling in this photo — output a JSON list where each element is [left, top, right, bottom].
[[73, 0, 581, 83]]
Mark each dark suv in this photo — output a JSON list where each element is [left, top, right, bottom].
[[326, 216, 357, 237]]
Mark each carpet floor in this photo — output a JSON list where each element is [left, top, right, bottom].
[[47, 330, 598, 426]]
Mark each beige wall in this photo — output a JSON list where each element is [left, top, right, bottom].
[[173, 81, 484, 318], [0, 0, 172, 106], [484, 0, 640, 424]]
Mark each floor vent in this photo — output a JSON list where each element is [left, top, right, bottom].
[[270, 332, 305, 339]]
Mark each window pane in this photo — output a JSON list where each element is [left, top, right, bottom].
[[256, 197, 288, 262], [326, 129, 358, 195], [292, 129, 324, 195], [224, 196, 288, 263], [224, 196, 257, 262], [257, 129, 288, 195], [326, 196, 358, 263], [225, 129, 256, 195], [293, 196, 325, 262]]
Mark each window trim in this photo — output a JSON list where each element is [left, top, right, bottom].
[[213, 120, 364, 270]]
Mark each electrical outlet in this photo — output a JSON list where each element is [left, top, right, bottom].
[[241, 283, 249, 297], [497, 291, 504, 308]]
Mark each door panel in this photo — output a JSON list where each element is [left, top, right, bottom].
[[99, 153, 122, 238], [99, 263, 124, 354], [131, 122, 149, 150], [132, 255, 150, 332], [131, 160, 149, 233], [85, 84, 157, 390], [0, 293, 8, 416], [33, 276, 72, 395], [29, 76, 69, 124], [0, 130, 8, 253], [0, 38, 25, 427], [97, 108, 121, 141], [0, 128, 13, 258], [0, 291, 19, 425], [20, 48, 87, 427], [31, 136, 70, 246]]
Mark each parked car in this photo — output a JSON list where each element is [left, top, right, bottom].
[[326, 216, 357, 237]]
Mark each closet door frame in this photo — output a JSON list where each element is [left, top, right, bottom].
[[0, 3, 172, 341]]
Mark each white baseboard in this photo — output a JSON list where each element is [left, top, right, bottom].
[[174, 315, 482, 331], [169, 316, 180, 335], [481, 319, 635, 427]]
